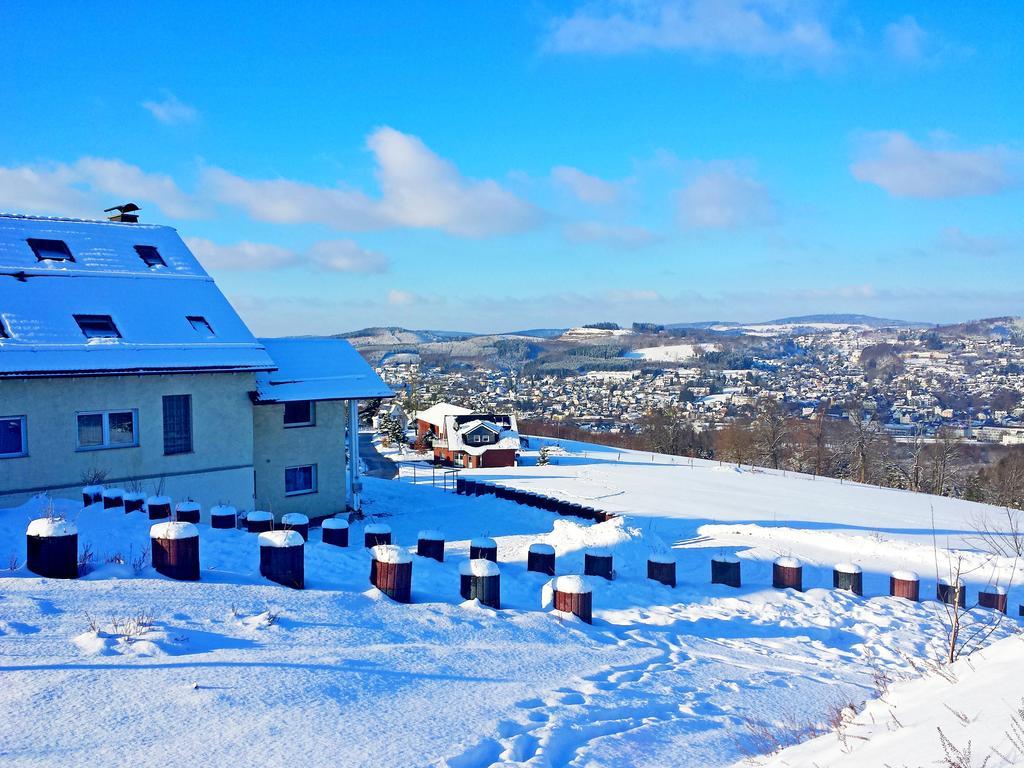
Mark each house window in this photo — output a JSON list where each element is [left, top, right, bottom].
[[285, 464, 317, 495], [187, 316, 215, 337], [0, 416, 27, 458], [27, 238, 74, 262], [135, 245, 166, 268], [74, 314, 121, 339], [162, 395, 193, 455], [76, 410, 137, 450], [283, 400, 314, 427]]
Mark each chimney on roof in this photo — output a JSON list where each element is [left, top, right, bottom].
[[104, 203, 141, 223]]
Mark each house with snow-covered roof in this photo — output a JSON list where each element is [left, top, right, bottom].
[[0, 212, 391, 518], [416, 402, 520, 468]]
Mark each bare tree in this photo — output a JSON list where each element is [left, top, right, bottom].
[[715, 418, 755, 466], [752, 397, 789, 470]]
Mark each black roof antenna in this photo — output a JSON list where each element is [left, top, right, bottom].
[[104, 203, 141, 223]]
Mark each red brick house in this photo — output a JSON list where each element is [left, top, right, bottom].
[[415, 402, 520, 468]]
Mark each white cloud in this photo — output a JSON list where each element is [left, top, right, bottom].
[[388, 289, 427, 306], [551, 165, 622, 204], [204, 126, 541, 238], [564, 221, 658, 248], [141, 91, 199, 125], [308, 240, 388, 273], [851, 131, 1021, 198], [883, 15, 927, 63], [677, 163, 775, 229], [0, 157, 200, 220], [544, 0, 838, 62]]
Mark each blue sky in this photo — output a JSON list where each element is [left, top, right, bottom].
[[1, 1, 1021, 334]]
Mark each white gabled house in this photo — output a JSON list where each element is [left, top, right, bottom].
[[0, 212, 392, 519]]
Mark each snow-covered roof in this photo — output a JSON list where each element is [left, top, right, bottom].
[[253, 337, 393, 403], [442, 413, 520, 456], [0, 214, 274, 376], [414, 401, 471, 427]]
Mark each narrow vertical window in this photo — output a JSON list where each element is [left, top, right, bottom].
[[163, 394, 193, 455]]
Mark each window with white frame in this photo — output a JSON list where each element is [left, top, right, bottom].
[[76, 410, 138, 450], [283, 400, 315, 427], [0, 416, 27, 458], [284, 464, 317, 495]]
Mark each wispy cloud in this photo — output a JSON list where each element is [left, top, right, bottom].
[[141, 91, 199, 125], [851, 131, 1021, 198], [883, 15, 927, 63], [935, 227, 1019, 259], [204, 126, 542, 237], [677, 163, 775, 229], [564, 220, 658, 248], [544, 0, 838, 63], [551, 165, 623, 205], [185, 237, 388, 273]]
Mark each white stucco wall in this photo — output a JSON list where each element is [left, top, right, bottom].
[[252, 400, 348, 520], [0, 372, 257, 515]]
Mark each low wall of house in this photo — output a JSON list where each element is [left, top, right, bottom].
[[252, 399, 347, 520], [0, 372, 257, 512], [479, 449, 517, 468]]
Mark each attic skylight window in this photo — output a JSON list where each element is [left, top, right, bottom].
[[134, 245, 166, 268], [74, 314, 121, 339], [187, 316, 215, 337], [27, 238, 74, 262]]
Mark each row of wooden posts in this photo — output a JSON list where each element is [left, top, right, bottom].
[[455, 478, 617, 523]]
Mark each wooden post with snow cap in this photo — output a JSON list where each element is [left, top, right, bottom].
[[102, 488, 124, 510], [370, 544, 412, 603], [147, 495, 171, 520], [364, 523, 392, 549], [772, 556, 803, 591], [528, 543, 556, 575], [26, 518, 78, 579], [416, 530, 445, 562], [245, 510, 274, 533], [647, 552, 676, 587], [281, 513, 309, 542], [82, 485, 104, 507], [259, 530, 304, 589], [210, 505, 237, 530], [175, 501, 201, 524], [151, 522, 200, 581], [889, 570, 920, 601], [833, 562, 863, 596], [322, 517, 349, 547], [584, 548, 613, 580], [937, 578, 966, 607], [543, 575, 593, 624], [979, 586, 1007, 614], [123, 492, 146, 514], [459, 559, 500, 609], [711, 555, 741, 588], [470, 536, 497, 562]]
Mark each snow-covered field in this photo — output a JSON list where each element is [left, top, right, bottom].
[[623, 343, 720, 362], [2, 439, 1022, 767]]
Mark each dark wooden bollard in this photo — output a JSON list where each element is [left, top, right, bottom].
[[175, 501, 201, 524], [470, 536, 497, 562], [773, 557, 803, 591], [26, 518, 78, 579], [584, 549, 614, 580], [147, 496, 172, 520], [937, 578, 966, 607], [647, 553, 676, 587], [82, 485, 104, 507], [473, 482, 486, 497], [364, 523, 392, 548], [210, 505, 237, 529], [259, 530, 304, 589], [980, 587, 1007, 614], [102, 488, 125, 510], [890, 570, 920, 601], [123, 493, 146, 514], [150, 522, 200, 581], [322, 517, 349, 547], [544, 575, 593, 624], [369, 545, 412, 603], [246, 510, 274, 533], [417, 529, 445, 562], [460, 559, 501, 608], [464, 480, 478, 496], [528, 542, 556, 575], [281, 513, 310, 542], [456, 477, 466, 495], [833, 562, 863, 595], [711, 555, 741, 587]]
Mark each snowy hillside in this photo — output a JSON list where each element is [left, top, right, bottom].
[[624, 342, 721, 362], [2, 439, 1022, 767]]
